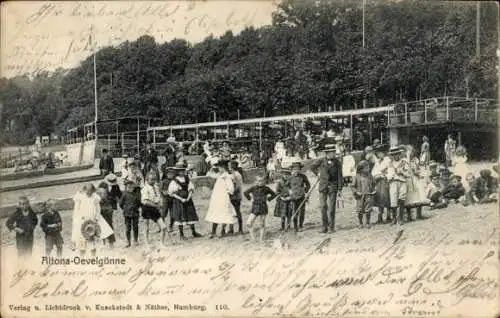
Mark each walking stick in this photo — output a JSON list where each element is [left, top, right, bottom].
[[273, 178, 320, 249]]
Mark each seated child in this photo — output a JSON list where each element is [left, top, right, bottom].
[[461, 173, 479, 206], [40, 199, 64, 256], [442, 175, 466, 202], [476, 169, 498, 203], [425, 173, 448, 209]]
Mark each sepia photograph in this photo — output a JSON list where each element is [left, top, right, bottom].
[[0, 0, 498, 317]]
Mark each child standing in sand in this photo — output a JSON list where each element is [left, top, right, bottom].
[[40, 199, 64, 256], [6, 196, 38, 258], [244, 176, 277, 241]]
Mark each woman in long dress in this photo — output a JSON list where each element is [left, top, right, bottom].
[[205, 160, 237, 238], [444, 135, 456, 167], [403, 146, 428, 221], [420, 136, 430, 166], [71, 183, 113, 256]]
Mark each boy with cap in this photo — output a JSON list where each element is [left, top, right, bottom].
[[351, 160, 376, 228], [119, 180, 142, 247], [289, 161, 311, 232], [387, 146, 410, 225], [40, 199, 63, 256]]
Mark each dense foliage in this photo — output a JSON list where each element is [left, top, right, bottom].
[[1, 0, 498, 145]]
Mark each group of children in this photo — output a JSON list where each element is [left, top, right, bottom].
[[6, 143, 499, 257], [351, 144, 499, 228], [6, 196, 63, 258]]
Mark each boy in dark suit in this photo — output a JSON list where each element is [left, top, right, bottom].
[[310, 144, 343, 233], [40, 199, 63, 256], [120, 180, 142, 247]]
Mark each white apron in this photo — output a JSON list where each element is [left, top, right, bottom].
[[205, 173, 236, 224]]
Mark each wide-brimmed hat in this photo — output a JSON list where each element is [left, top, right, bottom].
[[290, 161, 303, 169], [334, 136, 343, 141], [388, 146, 403, 155], [81, 220, 101, 241], [104, 173, 118, 184], [122, 154, 129, 158], [365, 146, 374, 152], [373, 138, 381, 144], [323, 144, 337, 152]]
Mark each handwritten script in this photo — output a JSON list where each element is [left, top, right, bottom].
[[2, 228, 498, 317], [1, 1, 275, 77]]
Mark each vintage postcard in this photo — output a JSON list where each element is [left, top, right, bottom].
[[1, 1, 498, 317]]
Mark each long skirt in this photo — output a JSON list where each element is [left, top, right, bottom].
[[405, 176, 428, 207], [374, 177, 390, 208], [171, 198, 199, 226]]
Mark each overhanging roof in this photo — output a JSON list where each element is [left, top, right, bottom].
[[149, 106, 394, 131]]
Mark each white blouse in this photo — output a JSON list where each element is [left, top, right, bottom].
[[141, 183, 161, 205], [167, 177, 195, 195], [372, 157, 391, 177]]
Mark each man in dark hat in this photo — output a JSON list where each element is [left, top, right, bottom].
[[99, 149, 114, 176], [289, 161, 311, 232], [310, 143, 343, 233]]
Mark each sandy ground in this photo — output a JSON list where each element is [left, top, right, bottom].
[[1, 168, 498, 252], [1, 165, 498, 317]]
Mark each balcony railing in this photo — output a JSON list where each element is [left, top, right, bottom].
[[388, 97, 498, 127]]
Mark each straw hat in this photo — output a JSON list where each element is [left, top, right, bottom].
[[104, 173, 118, 184], [81, 220, 101, 242]]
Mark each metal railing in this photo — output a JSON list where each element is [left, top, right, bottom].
[[388, 96, 498, 127]]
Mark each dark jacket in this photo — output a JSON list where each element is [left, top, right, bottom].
[[310, 157, 343, 193], [40, 210, 62, 235], [6, 208, 38, 235], [120, 191, 142, 217], [99, 156, 114, 174]]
